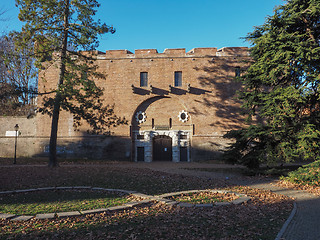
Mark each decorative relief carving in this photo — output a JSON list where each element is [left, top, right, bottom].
[[135, 111, 147, 123], [178, 110, 189, 122]]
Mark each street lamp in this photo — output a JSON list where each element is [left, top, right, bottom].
[[13, 124, 19, 165]]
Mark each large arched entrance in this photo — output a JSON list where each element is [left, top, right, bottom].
[[131, 96, 192, 162], [153, 135, 172, 161]]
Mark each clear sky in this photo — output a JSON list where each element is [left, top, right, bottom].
[[1, 0, 284, 53]]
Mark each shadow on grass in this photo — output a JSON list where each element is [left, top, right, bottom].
[[0, 190, 129, 215], [184, 164, 303, 177], [0, 165, 227, 195], [1, 190, 126, 205]]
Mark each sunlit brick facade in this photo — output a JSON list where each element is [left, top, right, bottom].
[[1, 47, 250, 161]]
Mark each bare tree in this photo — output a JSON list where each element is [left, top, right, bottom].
[[0, 34, 37, 115]]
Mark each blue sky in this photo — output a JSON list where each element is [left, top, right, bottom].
[[1, 0, 284, 53]]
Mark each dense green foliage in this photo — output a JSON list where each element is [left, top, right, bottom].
[[224, 0, 320, 168], [282, 160, 320, 186], [14, 0, 125, 166]]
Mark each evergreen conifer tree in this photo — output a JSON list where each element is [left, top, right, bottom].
[[224, 0, 320, 168]]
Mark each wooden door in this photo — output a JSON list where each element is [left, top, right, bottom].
[[153, 135, 172, 161]]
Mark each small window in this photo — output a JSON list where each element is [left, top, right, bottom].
[[180, 135, 188, 139], [137, 135, 144, 140], [235, 67, 241, 77], [169, 118, 172, 128], [140, 72, 148, 87], [174, 71, 182, 87]]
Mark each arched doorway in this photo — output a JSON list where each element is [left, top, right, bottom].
[[153, 135, 172, 161]]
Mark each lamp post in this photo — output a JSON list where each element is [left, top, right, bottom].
[[13, 124, 19, 165]]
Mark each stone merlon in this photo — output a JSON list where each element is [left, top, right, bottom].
[[103, 47, 249, 59]]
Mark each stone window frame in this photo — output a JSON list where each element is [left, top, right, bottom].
[[178, 110, 189, 122], [180, 134, 188, 140]]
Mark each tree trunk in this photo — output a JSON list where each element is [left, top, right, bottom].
[[48, 0, 70, 168]]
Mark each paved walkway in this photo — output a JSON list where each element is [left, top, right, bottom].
[[119, 162, 320, 240]]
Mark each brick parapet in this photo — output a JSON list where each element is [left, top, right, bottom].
[[103, 47, 249, 59]]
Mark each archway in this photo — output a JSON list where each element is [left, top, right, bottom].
[[153, 135, 172, 161], [131, 96, 192, 162]]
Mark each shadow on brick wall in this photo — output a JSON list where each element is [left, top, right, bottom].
[[29, 135, 226, 162], [193, 57, 250, 130], [32, 135, 132, 161]]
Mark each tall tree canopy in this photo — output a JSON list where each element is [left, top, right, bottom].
[[15, 0, 125, 167], [224, 0, 320, 168]]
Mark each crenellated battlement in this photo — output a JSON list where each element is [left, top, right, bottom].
[[102, 47, 249, 59]]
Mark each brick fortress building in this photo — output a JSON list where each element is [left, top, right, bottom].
[[1, 47, 250, 161]]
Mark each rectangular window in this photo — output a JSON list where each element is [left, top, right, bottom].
[[137, 134, 144, 140], [174, 71, 182, 87], [140, 72, 148, 87], [180, 135, 188, 139], [235, 67, 241, 77]]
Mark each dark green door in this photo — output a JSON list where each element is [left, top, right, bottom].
[[153, 135, 172, 161]]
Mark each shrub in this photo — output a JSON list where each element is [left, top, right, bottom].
[[282, 161, 320, 187]]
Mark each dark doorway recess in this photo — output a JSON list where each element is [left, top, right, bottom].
[[153, 135, 172, 161], [180, 147, 188, 162], [137, 147, 145, 162]]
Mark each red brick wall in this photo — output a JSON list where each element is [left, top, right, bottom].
[[33, 47, 250, 160]]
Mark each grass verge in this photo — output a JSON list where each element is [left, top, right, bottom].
[[0, 190, 130, 215]]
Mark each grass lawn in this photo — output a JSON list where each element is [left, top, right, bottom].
[[0, 190, 130, 215], [0, 161, 293, 240]]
